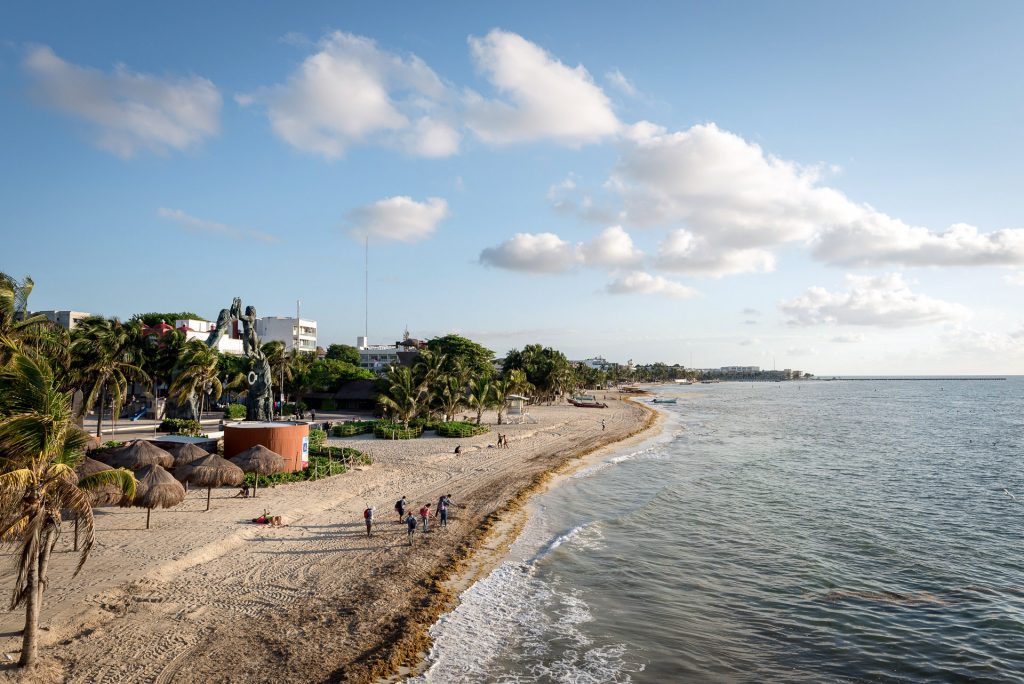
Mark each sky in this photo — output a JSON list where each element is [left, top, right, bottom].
[[2, 1, 1023, 374]]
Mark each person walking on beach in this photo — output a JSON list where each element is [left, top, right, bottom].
[[405, 513, 418, 545], [395, 496, 407, 522], [363, 505, 375, 537], [437, 495, 449, 528], [420, 503, 432, 532], [601, 419, 606, 431]]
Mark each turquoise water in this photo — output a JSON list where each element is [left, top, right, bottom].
[[411, 379, 1024, 683]]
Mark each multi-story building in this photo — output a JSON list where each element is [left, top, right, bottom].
[[33, 310, 91, 330], [256, 317, 318, 353], [720, 366, 760, 374], [175, 319, 244, 355]]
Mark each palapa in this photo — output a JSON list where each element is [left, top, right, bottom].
[[177, 454, 244, 510], [107, 440, 173, 470], [71, 457, 123, 550], [128, 464, 185, 529], [230, 445, 287, 498]]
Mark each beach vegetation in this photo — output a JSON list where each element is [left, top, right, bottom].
[[0, 352, 135, 666], [436, 421, 490, 438], [426, 334, 495, 380], [325, 343, 360, 365], [373, 420, 424, 439], [308, 428, 326, 451], [223, 403, 246, 420], [158, 418, 203, 436], [331, 421, 375, 437], [168, 340, 222, 421], [377, 366, 425, 428], [466, 377, 493, 425]]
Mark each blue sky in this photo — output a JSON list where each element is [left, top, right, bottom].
[[2, 2, 1023, 374]]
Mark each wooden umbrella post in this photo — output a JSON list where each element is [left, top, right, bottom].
[[206, 486, 212, 511], [146, 507, 151, 530]]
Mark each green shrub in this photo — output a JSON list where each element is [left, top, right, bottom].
[[223, 404, 246, 420], [320, 399, 338, 411], [409, 416, 441, 432], [308, 428, 326, 452], [331, 421, 375, 437], [436, 421, 490, 438], [242, 447, 369, 488], [280, 401, 308, 417], [159, 418, 203, 436], [373, 420, 423, 440], [101, 440, 124, 449]]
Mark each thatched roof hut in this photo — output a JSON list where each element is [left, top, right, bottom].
[[108, 440, 173, 470], [170, 443, 209, 469], [177, 454, 244, 510], [129, 464, 185, 529], [230, 445, 287, 497], [75, 457, 124, 507]]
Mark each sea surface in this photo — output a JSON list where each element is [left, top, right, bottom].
[[408, 379, 1024, 683]]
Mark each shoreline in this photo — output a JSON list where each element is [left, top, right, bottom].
[[0, 397, 659, 683], [389, 401, 665, 682]]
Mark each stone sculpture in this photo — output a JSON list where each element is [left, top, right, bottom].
[[207, 297, 273, 422]]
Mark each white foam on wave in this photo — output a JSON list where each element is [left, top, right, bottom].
[[406, 561, 639, 684]]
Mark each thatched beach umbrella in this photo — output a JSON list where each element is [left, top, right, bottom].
[[230, 445, 287, 498], [170, 443, 209, 492], [70, 457, 124, 550], [127, 464, 185, 529], [108, 440, 173, 470], [177, 454, 244, 511]]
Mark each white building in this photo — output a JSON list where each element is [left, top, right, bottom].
[[33, 310, 91, 330], [357, 337, 400, 371], [581, 356, 615, 370], [175, 319, 244, 355], [256, 317, 318, 353], [720, 366, 760, 374]]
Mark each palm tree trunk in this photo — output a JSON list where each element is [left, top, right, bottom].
[[36, 528, 54, 610], [95, 383, 106, 438], [146, 507, 151, 529], [206, 487, 211, 511], [18, 538, 42, 666]]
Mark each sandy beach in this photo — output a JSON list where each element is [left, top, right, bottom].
[[0, 396, 655, 683]]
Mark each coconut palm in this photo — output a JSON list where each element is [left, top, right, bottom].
[[377, 366, 423, 428], [466, 377, 492, 425], [491, 378, 514, 426], [168, 340, 223, 421], [0, 352, 135, 666], [437, 375, 467, 422], [0, 273, 54, 366], [70, 317, 149, 438]]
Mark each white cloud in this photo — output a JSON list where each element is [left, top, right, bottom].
[[606, 271, 698, 299], [812, 218, 1024, 268], [347, 196, 449, 243], [742, 307, 762, 316], [830, 333, 866, 343], [479, 232, 581, 273], [241, 31, 458, 159], [655, 229, 775, 277], [158, 208, 276, 243], [780, 273, 969, 328], [465, 29, 620, 146], [786, 346, 817, 357], [602, 122, 1024, 272], [24, 45, 220, 158], [605, 68, 637, 97], [940, 325, 1024, 354], [579, 226, 643, 267]]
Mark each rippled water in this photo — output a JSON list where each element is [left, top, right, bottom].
[[410, 379, 1024, 683]]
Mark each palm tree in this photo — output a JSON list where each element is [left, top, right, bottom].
[[377, 366, 423, 428], [168, 340, 223, 421], [0, 273, 52, 366], [437, 375, 467, 422], [491, 378, 514, 425], [467, 377, 493, 425], [0, 352, 135, 666], [70, 317, 149, 438]]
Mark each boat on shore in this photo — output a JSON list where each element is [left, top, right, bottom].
[[568, 398, 608, 408]]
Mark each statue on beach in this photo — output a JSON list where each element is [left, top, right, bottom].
[[207, 297, 273, 422]]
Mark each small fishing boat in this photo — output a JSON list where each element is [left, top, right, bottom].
[[651, 398, 677, 404], [568, 398, 608, 408]]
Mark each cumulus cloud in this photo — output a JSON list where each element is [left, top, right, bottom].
[[24, 45, 221, 158], [606, 271, 698, 299], [240, 31, 458, 159], [465, 29, 620, 146], [780, 274, 969, 328], [579, 226, 643, 267], [655, 229, 775, 277], [830, 333, 866, 343], [347, 196, 449, 243], [601, 122, 1024, 272], [605, 68, 637, 97], [812, 218, 1024, 267], [479, 232, 581, 273], [158, 208, 276, 243]]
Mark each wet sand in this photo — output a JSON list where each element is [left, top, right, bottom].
[[0, 397, 656, 683]]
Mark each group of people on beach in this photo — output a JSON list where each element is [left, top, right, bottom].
[[363, 494, 456, 544], [496, 433, 510, 448]]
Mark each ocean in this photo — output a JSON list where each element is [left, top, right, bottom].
[[408, 379, 1024, 683]]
